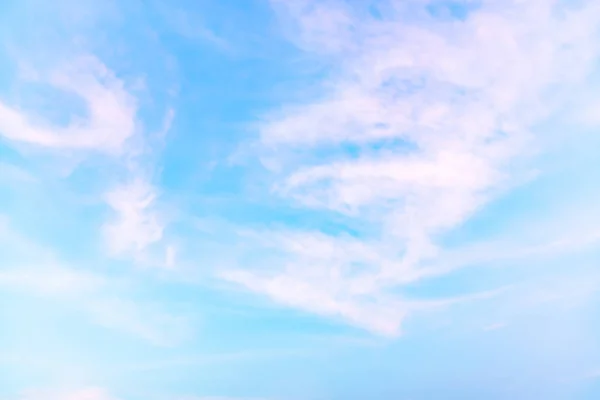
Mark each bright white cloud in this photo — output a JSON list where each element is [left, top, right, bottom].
[[223, 0, 600, 335], [0, 55, 136, 153], [102, 179, 164, 258]]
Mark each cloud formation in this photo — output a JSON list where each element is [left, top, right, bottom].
[[0, 55, 136, 153], [222, 0, 600, 335], [102, 179, 165, 258], [0, 52, 172, 263]]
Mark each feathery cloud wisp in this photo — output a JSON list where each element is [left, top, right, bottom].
[[222, 0, 600, 335], [0, 56, 136, 153]]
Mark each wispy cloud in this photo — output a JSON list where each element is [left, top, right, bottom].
[[222, 0, 600, 335], [155, 3, 232, 52], [0, 264, 188, 346], [0, 218, 189, 346], [102, 179, 164, 258], [1, 264, 189, 346], [0, 49, 175, 265], [0, 55, 136, 153]]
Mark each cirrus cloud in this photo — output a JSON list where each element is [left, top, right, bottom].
[[222, 0, 600, 336]]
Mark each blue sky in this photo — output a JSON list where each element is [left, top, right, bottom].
[[2, 0, 600, 399]]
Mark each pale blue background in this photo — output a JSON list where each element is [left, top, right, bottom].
[[2, 1, 600, 399]]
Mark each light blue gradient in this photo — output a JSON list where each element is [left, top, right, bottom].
[[2, 1, 600, 400]]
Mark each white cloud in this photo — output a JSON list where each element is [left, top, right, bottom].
[[98, 105, 177, 264], [270, 0, 355, 54], [0, 51, 173, 264], [223, 268, 410, 336], [223, 0, 600, 335], [0, 55, 136, 153], [102, 179, 164, 258], [218, 227, 506, 336]]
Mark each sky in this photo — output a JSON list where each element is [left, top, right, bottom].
[[2, 0, 600, 399]]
